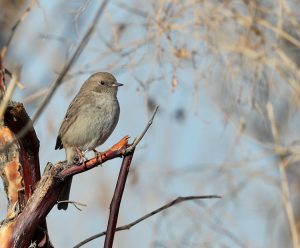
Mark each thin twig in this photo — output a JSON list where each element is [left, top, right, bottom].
[[73, 195, 221, 248], [0, 0, 110, 153], [126, 105, 159, 153], [56, 200, 87, 211]]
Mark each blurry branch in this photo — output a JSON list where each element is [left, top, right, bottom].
[[1, 0, 37, 58], [0, 0, 110, 153], [194, 200, 248, 248], [72, 0, 92, 35], [0, 67, 21, 120], [23, 0, 110, 132], [232, 12, 300, 49], [74, 195, 221, 248], [267, 102, 300, 248], [276, 49, 300, 78], [23, 88, 48, 104], [117, 2, 147, 17], [256, 18, 300, 48]]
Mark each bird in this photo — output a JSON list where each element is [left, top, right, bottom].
[[55, 72, 123, 210]]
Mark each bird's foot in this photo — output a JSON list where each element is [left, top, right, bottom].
[[74, 157, 87, 165], [92, 149, 101, 157], [92, 149, 103, 165], [73, 148, 88, 165]]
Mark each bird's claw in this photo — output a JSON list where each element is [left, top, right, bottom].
[[92, 149, 101, 157], [73, 148, 88, 165]]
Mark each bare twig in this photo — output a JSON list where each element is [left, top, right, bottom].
[[56, 200, 87, 211], [74, 195, 221, 248], [0, 0, 110, 153], [126, 105, 159, 153]]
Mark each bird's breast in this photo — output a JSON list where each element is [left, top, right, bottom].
[[62, 97, 120, 150]]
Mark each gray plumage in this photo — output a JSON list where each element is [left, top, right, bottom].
[[55, 72, 122, 210]]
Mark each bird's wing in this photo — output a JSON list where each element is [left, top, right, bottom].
[[55, 95, 83, 149]]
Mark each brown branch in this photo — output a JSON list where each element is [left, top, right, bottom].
[[74, 195, 221, 248], [103, 106, 159, 248], [0, 57, 50, 246], [4, 103, 41, 200], [104, 150, 135, 248], [0, 103, 51, 248], [0, 97, 155, 247], [8, 136, 128, 248], [0, 0, 110, 153], [0, 56, 5, 94], [62, 135, 128, 178]]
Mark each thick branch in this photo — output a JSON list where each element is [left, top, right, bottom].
[[4, 102, 41, 200], [10, 136, 128, 248], [0, 59, 48, 246]]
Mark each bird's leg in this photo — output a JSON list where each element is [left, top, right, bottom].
[[92, 148, 100, 157], [82, 149, 89, 158], [74, 148, 88, 164], [92, 149, 103, 165]]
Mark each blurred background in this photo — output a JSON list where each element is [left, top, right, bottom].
[[1, 0, 300, 247]]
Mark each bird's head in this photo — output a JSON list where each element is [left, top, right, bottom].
[[81, 72, 123, 95]]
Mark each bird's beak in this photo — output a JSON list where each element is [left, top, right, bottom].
[[112, 82, 123, 87]]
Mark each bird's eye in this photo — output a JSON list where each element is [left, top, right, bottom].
[[100, 81, 105, 85]]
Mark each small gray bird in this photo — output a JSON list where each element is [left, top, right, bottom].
[[55, 72, 123, 210]]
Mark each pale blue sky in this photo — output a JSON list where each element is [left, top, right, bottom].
[[0, 1, 287, 247]]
